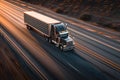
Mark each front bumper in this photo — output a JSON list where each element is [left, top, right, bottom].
[[63, 45, 75, 51]]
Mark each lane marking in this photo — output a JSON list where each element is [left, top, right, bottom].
[[1, 28, 48, 80], [68, 28, 120, 52], [76, 42, 120, 71], [1, 0, 120, 52]]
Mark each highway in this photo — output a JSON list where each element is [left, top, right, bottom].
[[0, 25, 46, 80], [0, 0, 120, 80]]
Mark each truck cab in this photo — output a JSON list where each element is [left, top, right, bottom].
[[50, 23, 75, 51]]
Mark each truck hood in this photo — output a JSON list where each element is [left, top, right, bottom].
[[59, 31, 68, 34], [59, 31, 69, 38], [63, 36, 73, 42]]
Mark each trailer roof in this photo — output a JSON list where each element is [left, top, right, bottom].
[[24, 11, 60, 24]]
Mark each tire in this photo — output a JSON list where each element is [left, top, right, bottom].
[[60, 45, 63, 51], [27, 25, 31, 30]]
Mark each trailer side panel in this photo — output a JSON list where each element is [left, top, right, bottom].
[[24, 13, 49, 36]]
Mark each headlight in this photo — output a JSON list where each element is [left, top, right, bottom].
[[73, 41, 75, 45]]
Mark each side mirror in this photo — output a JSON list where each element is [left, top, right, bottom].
[[65, 23, 67, 26], [64, 23, 67, 28], [62, 23, 67, 26]]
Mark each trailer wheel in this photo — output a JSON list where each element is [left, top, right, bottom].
[[27, 25, 31, 30]]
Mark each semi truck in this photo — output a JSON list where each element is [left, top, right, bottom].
[[24, 11, 74, 51]]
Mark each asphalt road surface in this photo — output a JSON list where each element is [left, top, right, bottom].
[[0, 0, 120, 80], [0, 32, 37, 80]]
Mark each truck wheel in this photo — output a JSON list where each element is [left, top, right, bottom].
[[60, 45, 63, 51]]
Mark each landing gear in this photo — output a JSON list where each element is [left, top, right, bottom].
[[48, 38, 52, 43]]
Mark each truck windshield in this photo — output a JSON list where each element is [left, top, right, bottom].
[[55, 24, 66, 32]]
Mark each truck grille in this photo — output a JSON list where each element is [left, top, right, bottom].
[[67, 41, 73, 46]]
